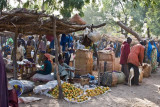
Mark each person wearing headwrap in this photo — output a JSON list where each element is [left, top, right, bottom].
[[54, 54, 80, 81], [147, 40, 158, 72], [0, 52, 9, 107], [36, 53, 52, 75]]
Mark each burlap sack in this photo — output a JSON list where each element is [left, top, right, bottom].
[[143, 63, 152, 78], [114, 58, 121, 71], [139, 67, 143, 83]]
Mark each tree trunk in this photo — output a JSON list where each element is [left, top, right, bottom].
[[117, 21, 142, 41], [52, 17, 64, 99], [33, 35, 42, 62], [147, 27, 150, 38], [13, 28, 18, 79]]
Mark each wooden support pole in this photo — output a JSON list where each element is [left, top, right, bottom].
[[13, 28, 18, 79], [33, 35, 42, 62], [52, 17, 64, 99]]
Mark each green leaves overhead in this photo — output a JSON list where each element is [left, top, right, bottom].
[[0, 0, 7, 10]]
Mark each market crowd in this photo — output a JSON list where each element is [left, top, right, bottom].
[[1, 33, 160, 106]]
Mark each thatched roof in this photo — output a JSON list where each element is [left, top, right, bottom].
[[0, 8, 106, 36]]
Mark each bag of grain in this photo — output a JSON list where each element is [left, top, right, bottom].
[[114, 58, 121, 71], [139, 67, 143, 83], [143, 63, 152, 78], [111, 72, 118, 86], [98, 50, 115, 62], [99, 61, 114, 72]]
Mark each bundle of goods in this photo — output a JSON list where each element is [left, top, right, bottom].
[[99, 61, 114, 72], [31, 73, 55, 82], [113, 71, 125, 84], [87, 30, 101, 42], [100, 72, 112, 87], [75, 49, 93, 75], [98, 50, 115, 73], [139, 67, 143, 83], [114, 58, 121, 71], [98, 50, 115, 62], [85, 86, 110, 97], [142, 63, 152, 78], [111, 72, 118, 86], [70, 14, 86, 25], [9, 80, 34, 97]]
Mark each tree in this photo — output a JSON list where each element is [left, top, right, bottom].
[[22, 0, 94, 18], [146, 0, 160, 36], [0, 0, 7, 11]]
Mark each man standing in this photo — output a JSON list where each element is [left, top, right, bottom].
[[120, 37, 132, 85], [0, 52, 9, 107], [127, 41, 145, 85]]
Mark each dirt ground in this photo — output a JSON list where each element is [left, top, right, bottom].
[[8, 68, 160, 107]]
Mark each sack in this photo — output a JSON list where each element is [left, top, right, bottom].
[[31, 73, 55, 82], [9, 80, 34, 95], [82, 36, 92, 47], [101, 72, 112, 87], [99, 61, 114, 72], [114, 71, 125, 84], [112, 72, 118, 86], [33, 80, 63, 94], [143, 64, 152, 78], [87, 31, 101, 42], [8, 89, 18, 107], [98, 50, 115, 61], [18, 97, 42, 104], [114, 58, 121, 71], [139, 67, 143, 83]]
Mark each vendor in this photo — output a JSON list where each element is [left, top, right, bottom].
[[26, 41, 34, 62], [11, 41, 24, 61], [54, 54, 79, 81], [35, 53, 52, 75]]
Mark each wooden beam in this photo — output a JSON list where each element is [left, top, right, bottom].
[[13, 27, 18, 79], [52, 16, 64, 99], [117, 21, 142, 41]]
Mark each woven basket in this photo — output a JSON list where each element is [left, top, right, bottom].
[[98, 50, 115, 61]]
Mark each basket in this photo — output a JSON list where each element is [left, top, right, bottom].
[[98, 50, 115, 61]]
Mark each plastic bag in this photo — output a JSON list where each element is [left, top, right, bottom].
[[33, 80, 63, 94], [18, 97, 42, 104], [31, 73, 54, 82]]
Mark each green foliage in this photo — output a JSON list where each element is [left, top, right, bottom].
[[22, 0, 91, 18], [0, 0, 7, 10]]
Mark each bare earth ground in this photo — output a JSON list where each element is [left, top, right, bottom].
[[8, 68, 160, 107]]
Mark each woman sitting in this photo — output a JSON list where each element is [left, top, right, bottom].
[[54, 54, 79, 81], [36, 53, 52, 75]]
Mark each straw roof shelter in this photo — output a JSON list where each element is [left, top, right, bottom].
[[0, 8, 106, 84], [0, 8, 106, 35]]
